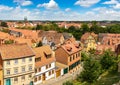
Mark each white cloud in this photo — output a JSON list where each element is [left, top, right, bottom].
[[103, 0, 120, 9], [65, 8, 71, 12], [0, 4, 120, 21], [75, 0, 100, 7], [103, 0, 118, 4], [113, 3, 120, 9], [14, 0, 32, 6], [0, 5, 13, 11], [37, 0, 58, 10]]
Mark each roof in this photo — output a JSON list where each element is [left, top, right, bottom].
[[39, 31, 64, 44], [61, 42, 82, 55], [81, 32, 97, 43], [62, 33, 73, 40], [0, 43, 35, 60], [9, 28, 41, 39], [96, 44, 115, 52], [65, 37, 76, 44], [56, 62, 68, 69], [33, 45, 56, 68], [0, 31, 10, 39]]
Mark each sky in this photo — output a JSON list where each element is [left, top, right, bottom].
[[0, 0, 120, 21]]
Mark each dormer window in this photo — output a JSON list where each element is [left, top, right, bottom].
[[75, 43, 80, 48], [35, 57, 41, 62], [44, 52, 52, 58]]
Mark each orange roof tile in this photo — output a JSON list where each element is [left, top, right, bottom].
[[0, 43, 35, 60], [9, 28, 41, 39], [62, 42, 82, 55], [34, 45, 55, 68]]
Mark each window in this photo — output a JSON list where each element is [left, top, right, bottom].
[[73, 55, 75, 60], [14, 77, 18, 83], [29, 57, 32, 62], [6, 61, 10, 65], [49, 64, 51, 68], [34, 77, 37, 82], [14, 68, 18, 74], [70, 56, 72, 62], [21, 76, 25, 81], [35, 69, 37, 73], [35, 57, 41, 62], [38, 76, 41, 80], [6, 69, 10, 75], [39, 68, 41, 72], [76, 54, 78, 58], [22, 66, 25, 72], [29, 74, 32, 79], [22, 58, 25, 63], [14, 60, 18, 64], [52, 70, 54, 74], [49, 71, 51, 76], [46, 65, 48, 69], [29, 65, 32, 71]]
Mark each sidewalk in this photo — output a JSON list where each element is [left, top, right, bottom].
[[40, 66, 83, 85]]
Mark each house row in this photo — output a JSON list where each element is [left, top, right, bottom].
[[0, 38, 82, 85], [0, 28, 73, 50], [81, 32, 120, 54]]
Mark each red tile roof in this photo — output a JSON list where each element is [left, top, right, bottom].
[[33, 45, 56, 68], [61, 42, 82, 55], [0, 43, 35, 60], [9, 28, 41, 39]]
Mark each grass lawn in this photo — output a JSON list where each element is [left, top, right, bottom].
[[94, 72, 120, 85]]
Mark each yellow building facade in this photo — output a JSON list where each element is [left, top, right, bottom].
[[0, 67, 3, 85], [0, 44, 35, 85], [3, 57, 35, 85], [85, 36, 97, 51], [81, 32, 97, 52]]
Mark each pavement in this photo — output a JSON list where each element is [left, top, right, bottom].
[[40, 66, 83, 85]]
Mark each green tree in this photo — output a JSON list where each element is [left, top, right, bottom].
[[63, 81, 73, 85], [81, 23, 90, 34], [4, 40, 14, 44], [100, 50, 115, 70], [68, 26, 76, 33], [0, 22, 8, 27], [90, 21, 99, 33], [78, 57, 101, 83]]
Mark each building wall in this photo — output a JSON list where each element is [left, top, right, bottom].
[[55, 48, 68, 65], [85, 36, 96, 51], [3, 56, 35, 85], [34, 62, 55, 85], [68, 51, 81, 66], [0, 69, 3, 85]]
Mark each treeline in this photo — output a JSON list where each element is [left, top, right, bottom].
[[1, 21, 120, 40], [34, 21, 120, 40]]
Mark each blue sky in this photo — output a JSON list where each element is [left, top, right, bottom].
[[0, 0, 120, 21]]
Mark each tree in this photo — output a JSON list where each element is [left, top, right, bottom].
[[100, 50, 115, 70], [90, 21, 99, 33], [68, 26, 76, 33], [35, 24, 43, 30], [4, 40, 14, 44], [63, 81, 73, 85], [0, 22, 8, 27], [81, 23, 90, 34], [78, 57, 101, 83]]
